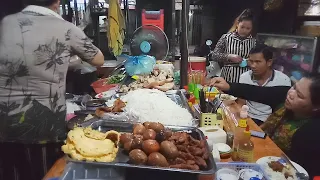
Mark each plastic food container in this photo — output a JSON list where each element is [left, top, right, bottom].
[[188, 56, 206, 72], [301, 21, 320, 36], [60, 162, 125, 180]]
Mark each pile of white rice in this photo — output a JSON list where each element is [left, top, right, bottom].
[[116, 89, 193, 126], [263, 163, 298, 180]]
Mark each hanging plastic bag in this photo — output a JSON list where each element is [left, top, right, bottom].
[[206, 61, 221, 78], [124, 55, 156, 76]]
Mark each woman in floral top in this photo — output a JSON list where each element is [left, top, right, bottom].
[[210, 76, 320, 178], [0, 0, 104, 179]]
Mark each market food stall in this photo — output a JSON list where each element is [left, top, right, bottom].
[[54, 52, 317, 179], [44, 101, 288, 180], [49, 57, 311, 180], [44, 0, 312, 179]]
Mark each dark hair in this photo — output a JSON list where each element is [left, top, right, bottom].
[[29, 0, 59, 7], [238, 9, 254, 22], [249, 44, 273, 61], [307, 73, 320, 107], [229, 9, 254, 33]]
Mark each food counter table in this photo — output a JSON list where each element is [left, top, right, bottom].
[[43, 103, 283, 180]]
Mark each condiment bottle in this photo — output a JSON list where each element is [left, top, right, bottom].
[[231, 105, 249, 161], [237, 125, 254, 162], [188, 93, 196, 104]]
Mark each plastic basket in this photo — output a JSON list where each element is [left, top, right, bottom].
[[91, 79, 119, 94], [216, 162, 271, 180]]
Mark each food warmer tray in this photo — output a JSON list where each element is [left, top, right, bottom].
[[59, 162, 125, 180], [109, 89, 195, 119], [66, 120, 217, 175], [67, 90, 197, 130]]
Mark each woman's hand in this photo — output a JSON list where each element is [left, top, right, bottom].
[[210, 77, 230, 91], [227, 54, 243, 63]]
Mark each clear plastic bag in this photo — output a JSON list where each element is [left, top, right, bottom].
[[124, 55, 156, 76], [154, 63, 174, 77], [103, 97, 140, 123], [69, 56, 97, 74]]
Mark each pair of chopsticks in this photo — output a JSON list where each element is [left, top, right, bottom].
[[199, 88, 207, 113]]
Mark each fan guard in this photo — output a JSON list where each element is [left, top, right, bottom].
[[130, 24, 169, 60]]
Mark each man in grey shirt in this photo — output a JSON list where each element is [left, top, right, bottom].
[[0, 0, 104, 179], [239, 44, 291, 125]]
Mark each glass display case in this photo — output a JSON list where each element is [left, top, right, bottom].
[[257, 33, 320, 82]]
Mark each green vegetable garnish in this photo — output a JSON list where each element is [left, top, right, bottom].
[[107, 74, 125, 84]]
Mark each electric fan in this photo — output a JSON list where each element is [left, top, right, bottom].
[[130, 24, 169, 60]]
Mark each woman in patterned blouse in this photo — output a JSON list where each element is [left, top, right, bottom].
[[211, 9, 256, 83], [210, 76, 320, 178]]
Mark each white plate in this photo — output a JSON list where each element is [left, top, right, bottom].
[[256, 156, 308, 176], [216, 168, 238, 180]]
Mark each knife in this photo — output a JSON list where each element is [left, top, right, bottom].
[[281, 153, 309, 180]]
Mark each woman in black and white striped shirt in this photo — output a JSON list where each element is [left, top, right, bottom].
[[211, 9, 256, 83]]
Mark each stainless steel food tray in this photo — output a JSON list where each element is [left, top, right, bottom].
[[165, 90, 195, 118], [67, 90, 196, 130], [66, 120, 216, 175], [59, 162, 125, 180]]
